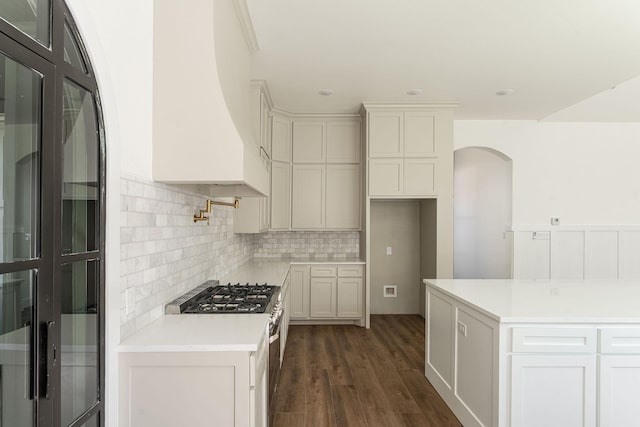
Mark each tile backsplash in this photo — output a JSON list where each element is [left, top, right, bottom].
[[253, 231, 360, 260], [119, 175, 255, 339], [119, 175, 361, 339]]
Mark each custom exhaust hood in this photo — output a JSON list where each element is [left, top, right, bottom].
[[152, 0, 268, 197]]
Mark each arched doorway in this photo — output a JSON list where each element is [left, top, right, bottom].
[[454, 147, 512, 279]]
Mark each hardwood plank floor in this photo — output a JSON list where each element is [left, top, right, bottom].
[[271, 315, 461, 427]]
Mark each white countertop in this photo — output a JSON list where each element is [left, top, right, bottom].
[[120, 258, 365, 353], [424, 279, 640, 323], [119, 314, 270, 352]]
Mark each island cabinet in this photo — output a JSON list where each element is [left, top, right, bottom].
[[424, 280, 640, 427], [290, 264, 364, 323]]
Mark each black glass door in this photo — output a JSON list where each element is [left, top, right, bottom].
[[0, 1, 106, 426]]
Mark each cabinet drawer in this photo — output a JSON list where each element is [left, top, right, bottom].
[[600, 328, 640, 354], [511, 327, 597, 354], [338, 265, 363, 277], [310, 265, 337, 277]]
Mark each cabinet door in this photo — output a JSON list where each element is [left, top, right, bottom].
[[326, 120, 361, 163], [368, 112, 403, 157], [233, 197, 262, 233], [600, 355, 640, 426], [404, 158, 436, 196], [511, 355, 596, 427], [260, 93, 271, 157], [289, 266, 310, 319], [291, 165, 325, 229], [259, 196, 269, 232], [270, 161, 290, 230], [309, 277, 337, 318], [326, 165, 360, 229], [404, 112, 435, 157], [292, 121, 326, 163], [368, 158, 402, 196], [336, 277, 362, 318], [271, 115, 291, 162]]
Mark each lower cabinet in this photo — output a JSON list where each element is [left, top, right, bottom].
[[310, 277, 336, 318], [290, 263, 364, 322], [510, 355, 597, 427], [119, 336, 268, 427], [599, 355, 640, 426]]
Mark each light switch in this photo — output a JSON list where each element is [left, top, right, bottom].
[[386, 246, 392, 255]]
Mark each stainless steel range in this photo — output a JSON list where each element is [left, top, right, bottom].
[[165, 280, 279, 314]]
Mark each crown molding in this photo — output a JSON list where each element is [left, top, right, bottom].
[[361, 102, 459, 111], [232, 0, 259, 53], [271, 108, 361, 119]]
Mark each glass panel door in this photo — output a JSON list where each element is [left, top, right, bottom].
[[1, 50, 41, 262], [0, 270, 35, 427], [0, 44, 44, 427], [0, 0, 50, 47]]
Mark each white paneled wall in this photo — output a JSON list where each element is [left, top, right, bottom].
[[513, 227, 640, 280]]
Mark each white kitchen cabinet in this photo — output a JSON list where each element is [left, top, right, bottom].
[[336, 277, 362, 318], [368, 110, 435, 158], [271, 114, 291, 163], [292, 121, 326, 163], [326, 120, 361, 163], [511, 355, 597, 427], [599, 355, 640, 426], [326, 164, 360, 229], [404, 158, 436, 196], [310, 277, 337, 318], [119, 337, 268, 427], [291, 164, 325, 229], [290, 263, 364, 322], [403, 111, 435, 157], [368, 111, 403, 157], [368, 158, 402, 196], [233, 197, 269, 234], [270, 161, 290, 230], [290, 265, 310, 319]]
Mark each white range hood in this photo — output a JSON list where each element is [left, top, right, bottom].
[[152, 0, 268, 197]]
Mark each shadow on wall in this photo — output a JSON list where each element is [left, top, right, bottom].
[[454, 147, 513, 279]]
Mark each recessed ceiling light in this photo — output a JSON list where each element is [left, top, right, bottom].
[[496, 89, 515, 96], [406, 89, 423, 96], [318, 89, 334, 96]]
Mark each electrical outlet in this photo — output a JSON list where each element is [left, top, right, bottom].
[[386, 246, 392, 256], [550, 217, 560, 226], [457, 321, 467, 337]]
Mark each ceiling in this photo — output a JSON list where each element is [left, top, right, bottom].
[[246, 0, 640, 120]]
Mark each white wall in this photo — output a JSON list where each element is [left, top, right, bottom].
[[455, 120, 640, 280], [454, 121, 640, 225], [454, 147, 512, 279], [63, 2, 152, 426]]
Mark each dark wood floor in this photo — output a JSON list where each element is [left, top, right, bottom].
[[271, 315, 462, 427]]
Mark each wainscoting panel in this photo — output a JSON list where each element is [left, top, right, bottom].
[[620, 231, 640, 280], [585, 231, 619, 279], [550, 231, 585, 279], [513, 226, 640, 281]]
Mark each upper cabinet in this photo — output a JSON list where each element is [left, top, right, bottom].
[[272, 115, 292, 163], [289, 117, 362, 230], [327, 121, 361, 163], [368, 111, 435, 158], [363, 104, 455, 198], [292, 122, 326, 163], [152, 0, 268, 197], [251, 81, 274, 159]]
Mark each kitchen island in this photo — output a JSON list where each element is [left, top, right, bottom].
[[423, 279, 640, 427]]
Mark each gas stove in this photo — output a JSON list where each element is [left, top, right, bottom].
[[165, 280, 279, 314]]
